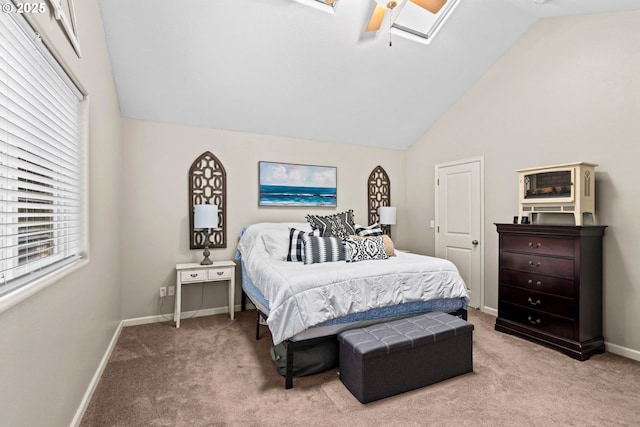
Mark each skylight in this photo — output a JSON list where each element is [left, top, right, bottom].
[[294, 0, 459, 44], [392, 0, 459, 43], [293, 0, 336, 14]]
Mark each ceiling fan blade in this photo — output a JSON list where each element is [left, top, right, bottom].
[[409, 0, 447, 14], [366, 5, 387, 32]]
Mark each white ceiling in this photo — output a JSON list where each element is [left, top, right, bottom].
[[98, 0, 640, 150]]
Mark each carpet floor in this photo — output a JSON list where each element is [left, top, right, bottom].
[[80, 309, 640, 426]]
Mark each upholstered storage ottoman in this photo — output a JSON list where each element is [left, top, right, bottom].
[[337, 311, 474, 403]]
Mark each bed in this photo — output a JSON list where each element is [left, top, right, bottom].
[[235, 221, 469, 388]]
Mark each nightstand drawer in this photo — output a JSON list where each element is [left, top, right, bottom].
[[180, 270, 207, 283], [502, 235, 574, 257], [208, 268, 232, 280]]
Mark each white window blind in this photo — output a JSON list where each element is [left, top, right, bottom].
[[0, 6, 84, 298]]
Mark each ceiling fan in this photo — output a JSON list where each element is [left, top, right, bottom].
[[325, 0, 448, 32]]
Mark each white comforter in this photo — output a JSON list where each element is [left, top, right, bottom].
[[237, 222, 469, 345]]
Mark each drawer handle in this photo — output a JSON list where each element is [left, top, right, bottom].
[[528, 261, 541, 268], [527, 316, 541, 325], [527, 297, 541, 306], [216, 271, 224, 276], [190, 273, 198, 278], [527, 279, 542, 286], [528, 242, 542, 248]]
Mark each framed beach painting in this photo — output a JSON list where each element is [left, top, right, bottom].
[[259, 161, 337, 207]]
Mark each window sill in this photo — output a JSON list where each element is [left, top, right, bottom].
[[0, 258, 89, 315]]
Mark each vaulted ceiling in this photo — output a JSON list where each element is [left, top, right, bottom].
[[99, 0, 640, 150]]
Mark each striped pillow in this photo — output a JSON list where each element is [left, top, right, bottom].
[[355, 223, 383, 237], [287, 228, 321, 262], [302, 235, 345, 265]]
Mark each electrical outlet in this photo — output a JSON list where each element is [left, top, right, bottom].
[[168, 286, 175, 296], [159, 287, 166, 298]]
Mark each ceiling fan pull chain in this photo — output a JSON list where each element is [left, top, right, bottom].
[[388, 7, 393, 46]]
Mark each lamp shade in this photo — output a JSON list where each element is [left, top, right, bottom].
[[194, 204, 218, 229], [379, 206, 397, 225]]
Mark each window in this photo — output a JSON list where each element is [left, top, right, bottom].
[[0, 5, 85, 301]]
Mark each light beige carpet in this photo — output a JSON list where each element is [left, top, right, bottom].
[[81, 309, 640, 426]]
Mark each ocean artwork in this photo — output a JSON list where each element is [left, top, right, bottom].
[[259, 162, 337, 207]]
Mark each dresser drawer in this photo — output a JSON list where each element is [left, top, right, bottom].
[[180, 269, 207, 283], [501, 252, 574, 277], [499, 302, 575, 340], [208, 267, 232, 280], [500, 269, 575, 297], [500, 285, 575, 319], [502, 235, 574, 257]]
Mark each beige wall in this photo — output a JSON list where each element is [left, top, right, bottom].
[[120, 118, 406, 319], [406, 11, 640, 354], [0, 2, 123, 426]]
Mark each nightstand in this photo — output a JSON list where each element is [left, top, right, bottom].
[[174, 261, 236, 327]]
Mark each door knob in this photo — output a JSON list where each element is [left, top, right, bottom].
[[472, 240, 479, 246]]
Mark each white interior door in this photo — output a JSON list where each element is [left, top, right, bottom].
[[435, 158, 483, 309]]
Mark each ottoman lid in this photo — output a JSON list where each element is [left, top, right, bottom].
[[338, 311, 473, 360]]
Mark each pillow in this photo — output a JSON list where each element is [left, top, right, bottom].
[[355, 223, 383, 237], [347, 234, 396, 257], [287, 228, 321, 262], [344, 236, 389, 263], [302, 235, 346, 265], [261, 229, 291, 260], [381, 234, 396, 257], [306, 209, 356, 239]]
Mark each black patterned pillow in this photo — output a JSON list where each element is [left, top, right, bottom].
[[287, 228, 321, 262], [355, 223, 383, 237], [306, 209, 356, 239], [302, 235, 345, 265], [344, 236, 389, 263]]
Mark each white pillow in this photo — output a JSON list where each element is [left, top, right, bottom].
[[261, 229, 291, 261]]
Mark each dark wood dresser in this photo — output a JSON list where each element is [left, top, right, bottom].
[[495, 224, 606, 360]]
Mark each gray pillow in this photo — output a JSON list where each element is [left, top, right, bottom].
[[306, 209, 356, 239]]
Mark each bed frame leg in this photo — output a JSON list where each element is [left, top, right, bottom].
[[285, 340, 294, 389], [255, 311, 261, 340], [447, 308, 468, 321], [256, 310, 269, 341]]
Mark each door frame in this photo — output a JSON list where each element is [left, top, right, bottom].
[[435, 156, 485, 312]]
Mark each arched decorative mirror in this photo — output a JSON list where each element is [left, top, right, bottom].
[[189, 151, 227, 249], [367, 165, 391, 234]]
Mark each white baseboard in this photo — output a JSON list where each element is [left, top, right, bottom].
[[605, 341, 640, 362], [122, 304, 249, 327], [71, 320, 123, 427], [482, 306, 498, 317]]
